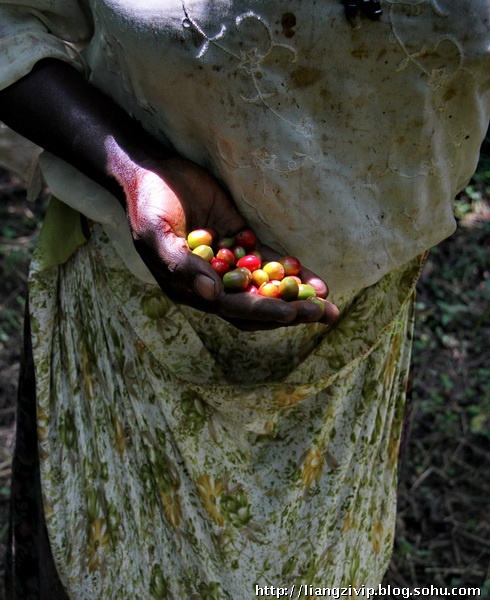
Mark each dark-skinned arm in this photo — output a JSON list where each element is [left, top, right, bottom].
[[0, 58, 163, 202], [0, 58, 339, 329]]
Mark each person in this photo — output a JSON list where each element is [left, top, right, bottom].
[[0, 1, 488, 598]]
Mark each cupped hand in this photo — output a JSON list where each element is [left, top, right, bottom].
[[122, 156, 339, 330]]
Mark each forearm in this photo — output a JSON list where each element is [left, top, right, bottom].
[[0, 58, 172, 204]]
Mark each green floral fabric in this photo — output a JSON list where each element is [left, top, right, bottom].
[[29, 215, 424, 599]]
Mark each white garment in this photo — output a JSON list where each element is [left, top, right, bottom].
[[1, 3, 489, 597], [1, 0, 489, 301]]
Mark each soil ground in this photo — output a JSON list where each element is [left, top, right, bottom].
[[0, 151, 488, 598]]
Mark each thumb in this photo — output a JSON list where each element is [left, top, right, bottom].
[[194, 272, 221, 301], [169, 247, 223, 301]]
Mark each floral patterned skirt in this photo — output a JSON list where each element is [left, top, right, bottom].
[[8, 215, 424, 599]]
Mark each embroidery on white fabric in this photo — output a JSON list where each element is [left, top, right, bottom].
[[384, 0, 469, 179], [181, 4, 301, 127], [181, 1, 320, 186], [385, 0, 463, 83]]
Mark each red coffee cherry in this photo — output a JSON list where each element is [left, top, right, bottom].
[[211, 257, 231, 277], [234, 229, 257, 251], [236, 254, 262, 272], [279, 256, 302, 276], [216, 248, 236, 267]]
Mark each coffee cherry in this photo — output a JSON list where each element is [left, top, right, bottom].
[[235, 229, 257, 251], [297, 284, 316, 300], [223, 268, 252, 291], [233, 246, 247, 261], [192, 244, 214, 262], [211, 257, 231, 277], [263, 261, 285, 281], [216, 237, 235, 250], [216, 248, 236, 267], [245, 284, 259, 294], [279, 256, 302, 276], [187, 229, 214, 250], [258, 282, 280, 298], [251, 269, 269, 287], [236, 254, 262, 272], [279, 276, 300, 301]]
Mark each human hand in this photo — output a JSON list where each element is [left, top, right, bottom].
[[0, 59, 337, 330], [121, 156, 339, 330]]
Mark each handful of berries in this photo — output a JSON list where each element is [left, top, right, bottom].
[[187, 228, 325, 313]]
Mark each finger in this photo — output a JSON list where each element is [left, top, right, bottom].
[[287, 299, 328, 323], [217, 291, 299, 323], [148, 286, 299, 327], [321, 300, 340, 325], [219, 297, 339, 330], [222, 318, 304, 332], [177, 253, 224, 301], [155, 233, 224, 301], [282, 298, 340, 326], [146, 283, 340, 331]]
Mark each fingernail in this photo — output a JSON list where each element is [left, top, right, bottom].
[[195, 274, 216, 300]]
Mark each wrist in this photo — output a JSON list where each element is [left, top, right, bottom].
[[104, 136, 174, 208], [104, 137, 142, 206]]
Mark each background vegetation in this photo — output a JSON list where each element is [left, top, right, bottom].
[[0, 139, 488, 597], [383, 139, 490, 595]]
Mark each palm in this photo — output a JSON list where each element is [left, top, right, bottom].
[[151, 157, 246, 237], [125, 157, 339, 330]]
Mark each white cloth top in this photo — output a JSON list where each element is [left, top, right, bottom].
[[1, 0, 489, 301]]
